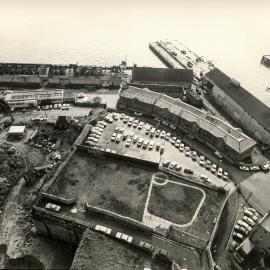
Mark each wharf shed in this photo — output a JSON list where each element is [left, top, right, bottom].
[[117, 86, 256, 162], [205, 68, 270, 145], [130, 67, 193, 98]]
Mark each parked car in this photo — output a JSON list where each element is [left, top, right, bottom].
[[95, 225, 112, 235], [234, 224, 248, 236], [229, 241, 238, 252], [137, 138, 144, 147], [155, 129, 161, 137], [116, 134, 122, 143], [142, 140, 149, 149], [244, 210, 259, 221], [139, 241, 154, 253], [162, 160, 170, 167], [169, 161, 177, 169], [148, 141, 155, 150], [122, 132, 128, 140], [175, 139, 181, 148], [145, 126, 151, 135], [243, 216, 256, 227], [175, 164, 182, 171], [133, 135, 139, 143], [233, 232, 244, 242], [165, 132, 171, 140], [250, 166, 260, 171], [179, 143, 185, 152], [184, 168, 193, 175], [125, 138, 132, 147], [156, 143, 160, 150], [205, 160, 211, 170], [160, 130, 166, 139], [185, 147, 191, 157], [223, 171, 228, 181], [160, 144, 165, 154], [211, 164, 217, 173], [199, 156, 205, 166], [239, 166, 250, 171], [237, 220, 252, 232], [45, 203, 61, 212], [217, 168, 223, 178], [261, 162, 270, 171]]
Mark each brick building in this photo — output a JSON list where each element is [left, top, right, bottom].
[[117, 86, 256, 162]]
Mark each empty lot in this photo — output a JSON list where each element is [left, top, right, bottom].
[[49, 150, 157, 221]]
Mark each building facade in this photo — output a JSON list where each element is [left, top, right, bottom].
[[117, 86, 256, 162], [4, 89, 75, 109], [205, 68, 270, 145]]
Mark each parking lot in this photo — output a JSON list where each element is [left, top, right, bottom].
[[85, 112, 230, 189]]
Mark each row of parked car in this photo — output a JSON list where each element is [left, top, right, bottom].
[[110, 126, 165, 152], [90, 223, 171, 260], [37, 103, 70, 111], [230, 208, 260, 253], [85, 121, 108, 147]]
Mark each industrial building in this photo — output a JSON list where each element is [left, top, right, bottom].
[[205, 68, 270, 145], [130, 66, 193, 98], [117, 86, 256, 162], [4, 89, 75, 109]]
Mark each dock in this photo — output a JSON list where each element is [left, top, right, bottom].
[[149, 40, 215, 80]]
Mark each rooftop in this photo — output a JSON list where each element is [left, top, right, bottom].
[[133, 66, 193, 84], [120, 86, 256, 153], [8, 125, 26, 134], [205, 68, 270, 133]]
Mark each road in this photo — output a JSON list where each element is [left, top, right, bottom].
[[39, 202, 202, 270]]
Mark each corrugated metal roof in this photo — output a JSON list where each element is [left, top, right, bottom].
[[133, 67, 193, 83], [205, 68, 270, 133]]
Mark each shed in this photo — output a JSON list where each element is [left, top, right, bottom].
[[8, 126, 26, 138]]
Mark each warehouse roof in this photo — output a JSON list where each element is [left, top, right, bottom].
[[133, 67, 193, 83], [205, 68, 270, 133]]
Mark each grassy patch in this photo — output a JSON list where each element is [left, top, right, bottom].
[[148, 180, 204, 225]]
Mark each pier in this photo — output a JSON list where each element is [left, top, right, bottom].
[[149, 41, 215, 79]]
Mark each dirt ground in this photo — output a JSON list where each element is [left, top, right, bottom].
[[148, 179, 204, 225], [0, 122, 81, 269], [70, 228, 171, 270], [49, 150, 157, 221]]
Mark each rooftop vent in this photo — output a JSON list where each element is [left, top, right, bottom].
[[230, 78, 240, 88]]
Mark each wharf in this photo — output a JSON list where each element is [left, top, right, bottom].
[[149, 40, 215, 79]]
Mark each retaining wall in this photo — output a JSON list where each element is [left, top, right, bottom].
[[85, 203, 153, 234]]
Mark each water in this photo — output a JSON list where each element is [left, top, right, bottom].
[[0, 0, 269, 106]]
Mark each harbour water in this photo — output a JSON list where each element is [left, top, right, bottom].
[[0, 0, 269, 106]]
